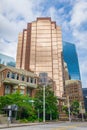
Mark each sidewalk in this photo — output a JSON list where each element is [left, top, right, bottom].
[[0, 122, 44, 129], [0, 121, 65, 129]]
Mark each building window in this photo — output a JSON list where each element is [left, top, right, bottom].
[[34, 78, 37, 84], [26, 88, 32, 96], [7, 72, 10, 78], [27, 77, 29, 82], [5, 85, 10, 95], [16, 74, 19, 80], [11, 73, 15, 79], [30, 77, 33, 83], [22, 75, 25, 81]]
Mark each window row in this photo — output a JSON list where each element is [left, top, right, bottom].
[[6, 72, 37, 84]]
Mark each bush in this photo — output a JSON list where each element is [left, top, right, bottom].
[[20, 119, 29, 123], [28, 114, 37, 122]]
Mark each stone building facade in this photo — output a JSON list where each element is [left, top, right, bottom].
[[64, 80, 84, 108]]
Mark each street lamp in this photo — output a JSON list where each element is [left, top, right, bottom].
[[37, 109, 40, 122], [50, 110, 52, 121], [67, 96, 71, 121], [39, 72, 48, 123], [79, 102, 84, 122], [43, 84, 45, 122]]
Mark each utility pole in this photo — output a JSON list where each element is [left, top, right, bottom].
[[43, 84, 45, 122], [39, 72, 48, 123], [50, 110, 52, 120], [80, 102, 84, 122], [37, 109, 39, 122], [67, 96, 71, 121]]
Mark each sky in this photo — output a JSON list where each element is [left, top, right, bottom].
[[0, 0, 87, 88]]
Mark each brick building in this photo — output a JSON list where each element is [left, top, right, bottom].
[[0, 64, 37, 97], [64, 80, 84, 108]]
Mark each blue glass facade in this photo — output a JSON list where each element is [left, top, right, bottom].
[[63, 41, 81, 80], [0, 53, 15, 67]]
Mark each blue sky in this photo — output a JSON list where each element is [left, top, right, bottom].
[[0, 0, 87, 88]]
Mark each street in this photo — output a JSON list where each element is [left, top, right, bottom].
[[1, 122, 87, 130]]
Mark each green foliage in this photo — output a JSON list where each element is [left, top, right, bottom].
[[0, 92, 36, 121], [34, 85, 59, 120], [0, 85, 59, 122], [20, 119, 29, 123], [71, 100, 79, 115], [62, 100, 80, 116], [62, 105, 68, 115]]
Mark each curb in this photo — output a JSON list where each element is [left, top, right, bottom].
[[0, 121, 65, 129]]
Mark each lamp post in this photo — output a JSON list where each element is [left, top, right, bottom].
[[50, 110, 52, 121], [43, 84, 45, 122], [67, 96, 71, 121], [37, 109, 40, 122], [79, 102, 84, 122], [39, 72, 48, 123]]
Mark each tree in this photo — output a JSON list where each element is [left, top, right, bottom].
[[70, 100, 79, 115], [62, 105, 68, 115], [62, 100, 79, 116], [34, 85, 59, 120], [0, 92, 36, 121]]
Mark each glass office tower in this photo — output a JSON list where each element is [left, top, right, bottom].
[[63, 41, 81, 80], [16, 17, 64, 97], [0, 53, 15, 67]]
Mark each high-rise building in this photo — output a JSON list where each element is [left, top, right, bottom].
[[0, 53, 15, 67], [16, 17, 64, 97], [63, 41, 85, 111], [63, 41, 81, 80]]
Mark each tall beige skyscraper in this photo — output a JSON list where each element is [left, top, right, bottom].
[[16, 17, 64, 97]]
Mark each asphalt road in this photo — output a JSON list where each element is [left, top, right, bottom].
[[1, 122, 87, 130]]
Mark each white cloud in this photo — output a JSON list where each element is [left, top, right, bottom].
[[70, 0, 87, 27], [0, 14, 26, 41], [46, 7, 60, 21], [0, 0, 43, 58], [0, 39, 17, 60], [70, 0, 87, 48], [73, 30, 87, 48], [69, 0, 87, 88], [0, 0, 43, 41], [79, 59, 87, 88]]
